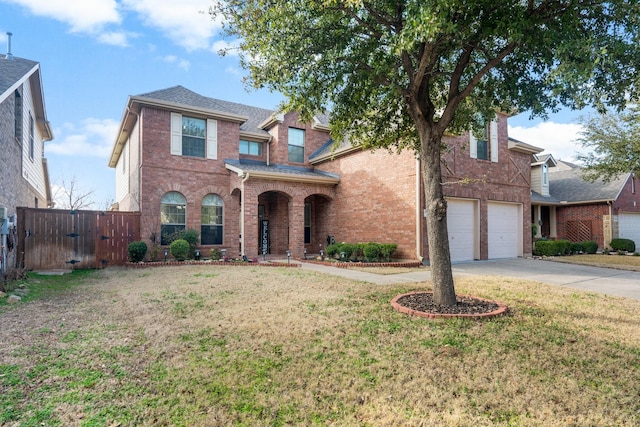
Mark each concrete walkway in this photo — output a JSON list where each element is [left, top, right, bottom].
[[298, 258, 640, 301]]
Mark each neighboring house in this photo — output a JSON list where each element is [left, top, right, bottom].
[[531, 155, 640, 250], [109, 85, 539, 261], [0, 50, 54, 274]]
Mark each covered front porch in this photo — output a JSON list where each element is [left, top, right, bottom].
[[226, 160, 339, 259]]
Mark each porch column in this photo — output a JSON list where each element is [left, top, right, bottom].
[[288, 198, 305, 258], [549, 206, 557, 239], [533, 205, 542, 238]]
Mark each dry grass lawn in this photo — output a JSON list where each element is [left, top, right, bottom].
[[550, 253, 640, 271], [1, 264, 639, 426]]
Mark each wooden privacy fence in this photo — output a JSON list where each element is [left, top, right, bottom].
[[16, 208, 140, 270]]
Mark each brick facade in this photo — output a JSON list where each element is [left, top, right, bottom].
[[112, 89, 534, 262]]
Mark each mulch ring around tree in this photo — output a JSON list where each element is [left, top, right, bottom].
[[391, 291, 508, 319]]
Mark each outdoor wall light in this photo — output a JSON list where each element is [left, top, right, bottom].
[[286, 249, 291, 265], [340, 251, 346, 260], [320, 249, 324, 260], [194, 249, 201, 260], [303, 247, 307, 259]]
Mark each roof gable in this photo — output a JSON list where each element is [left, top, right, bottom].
[[0, 56, 38, 103]]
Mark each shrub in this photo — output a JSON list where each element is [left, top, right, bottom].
[[170, 239, 190, 261], [338, 243, 355, 260], [210, 248, 222, 260], [534, 240, 571, 256], [326, 243, 340, 258], [531, 223, 538, 239], [569, 242, 583, 254], [127, 241, 147, 262], [534, 240, 556, 256], [380, 243, 398, 262], [581, 241, 598, 254], [610, 238, 635, 253], [363, 242, 381, 262], [148, 244, 161, 262]]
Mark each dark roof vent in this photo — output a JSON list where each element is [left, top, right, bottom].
[[5, 32, 13, 60]]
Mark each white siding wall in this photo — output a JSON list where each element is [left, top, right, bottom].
[[20, 80, 47, 201]]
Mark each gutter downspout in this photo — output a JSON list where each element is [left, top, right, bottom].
[[240, 172, 250, 256], [415, 158, 423, 262], [266, 135, 272, 166]]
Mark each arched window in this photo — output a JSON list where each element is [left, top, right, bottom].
[[201, 194, 223, 245], [161, 191, 186, 245]]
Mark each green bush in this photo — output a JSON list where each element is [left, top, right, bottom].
[[534, 240, 555, 256], [338, 243, 355, 260], [534, 239, 572, 256], [170, 239, 190, 261], [326, 243, 340, 258], [610, 238, 635, 253], [380, 243, 398, 262], [210, 248, 222, 260], [127, 241, 148, 262], [581, 241, 598, 254], [363, 242, 381, 262], [569, 242, 583, 254]]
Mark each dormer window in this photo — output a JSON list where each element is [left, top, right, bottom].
[[240, 140, 263, 156], [542, 164, 548, 185]]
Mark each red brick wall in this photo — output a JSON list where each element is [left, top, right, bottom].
[[268, 112, 331, 166], [555, 203, 609, 247], [613, 175, 640, 214]]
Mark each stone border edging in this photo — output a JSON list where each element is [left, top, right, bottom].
[[301, 260, 423, 268], [390, 291, 509, 319], [125, 261, 300, 268]]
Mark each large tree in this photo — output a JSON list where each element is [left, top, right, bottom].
[[576, 106, 640, 182], [212, 0, 640, 305]]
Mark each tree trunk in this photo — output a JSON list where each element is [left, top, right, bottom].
[[418, 124, 457, 306]]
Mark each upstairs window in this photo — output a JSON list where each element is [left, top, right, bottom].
[[288, 128, 305, 163], [160, 191, 186, 245], [542, 164, 549, 185], [201, 194, 224, 245], [170, 112, 217, 159], [240, 139, 263, 156], [469, 118, 498, 162]]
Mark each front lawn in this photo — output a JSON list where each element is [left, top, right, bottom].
[[1, 266, 638, 426], [550, 253, 640, 271]]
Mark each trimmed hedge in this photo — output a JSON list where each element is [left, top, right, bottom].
[[326, 241, 397, 262], [610, 238, 635, 253], [534, 239, 599, 256], [127, 241, 148, 263]]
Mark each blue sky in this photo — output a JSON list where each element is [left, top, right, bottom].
[[1, 0, 586, 209]]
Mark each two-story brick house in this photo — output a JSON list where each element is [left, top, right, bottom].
[[0, 51, 54, 274], [109, 85, 539, 261]]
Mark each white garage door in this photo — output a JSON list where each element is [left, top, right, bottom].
[[447, 199, 478, 262], [618, 213, 640, 250], [488, 202, 521, 259]]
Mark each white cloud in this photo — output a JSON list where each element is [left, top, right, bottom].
[[224, 66, 243, 76], [122, 0, 220, 51], [160, 54, 191, 71], [4, 0, 121, 33], [97, 31, 131, 47], [508, 121, 584, 162], [48, 118, 119, 158]]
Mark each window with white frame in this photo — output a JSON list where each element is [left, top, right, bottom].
[[201, 194, 224, 245], [239, 139, 263, 156], [160, 191, 186, 245], [469, 118, 498, 162], [170, 112, 217, 159], [288, 128, 305, 163]]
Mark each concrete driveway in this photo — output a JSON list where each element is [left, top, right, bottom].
[[300, 258, 640, 300], [451, 258, 640, 300]]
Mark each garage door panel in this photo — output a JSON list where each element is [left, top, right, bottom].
[[447, 199, 477, 262], [619, 213, 640, 250], [488, 202, 521, 259]]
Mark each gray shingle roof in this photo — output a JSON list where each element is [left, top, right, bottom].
[[225, 158, 339, 181], [0, 56, 38, 97], [136, 85, 276, 134], [549, 167, 628, 202]]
